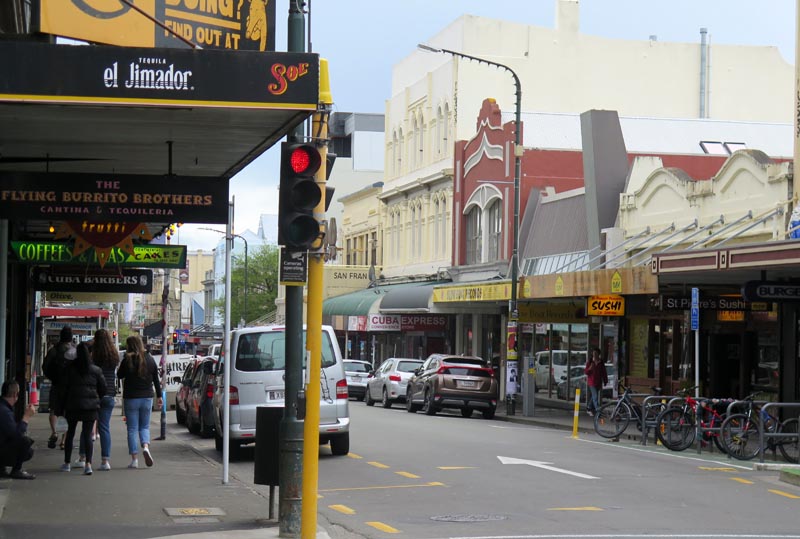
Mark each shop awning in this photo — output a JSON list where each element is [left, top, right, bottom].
[[380, 282, 438, 313], [323, 282, 440, 317], [39, 307, 109, 318]]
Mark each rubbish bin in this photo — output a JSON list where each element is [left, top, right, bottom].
[[254, 406, 283, 486]]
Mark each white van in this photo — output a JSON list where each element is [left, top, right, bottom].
[[211, 325, 350, 456], [533, 350, 587, 391]]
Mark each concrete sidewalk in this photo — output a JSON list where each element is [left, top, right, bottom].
[[0, 404, 330, 539]]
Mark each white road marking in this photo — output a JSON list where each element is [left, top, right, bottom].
[[497, 456, 599, 479], [573, 437, 751, 470]]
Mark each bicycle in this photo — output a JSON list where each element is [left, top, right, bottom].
[[719, 394, 799, 462], [594, 383, 664, 439], [654, 387, 730, 453]]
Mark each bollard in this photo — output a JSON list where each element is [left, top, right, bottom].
[[572, 388, 581, 438]]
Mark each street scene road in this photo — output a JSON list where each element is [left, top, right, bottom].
[[179, 403, 800, 539]]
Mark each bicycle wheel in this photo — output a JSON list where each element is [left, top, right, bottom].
[[655, 407, 696, 451], [720, 413, 761, 460], [594, 401, 631, 438], [778, 418, 799, 464]]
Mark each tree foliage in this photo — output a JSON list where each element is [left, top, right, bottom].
[[211, 243, 280, 325]]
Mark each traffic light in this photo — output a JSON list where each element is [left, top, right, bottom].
[[172, 331, 178, 343], [278, 142, 322, 249]]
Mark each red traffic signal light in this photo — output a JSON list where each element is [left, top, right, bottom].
[[172, 331, 178, 342], [112, 330, 117, 338], [278, 142, 323, 249]]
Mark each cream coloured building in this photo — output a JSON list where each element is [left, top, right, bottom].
[[378, 0, 793, 280]]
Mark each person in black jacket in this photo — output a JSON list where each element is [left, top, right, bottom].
[[43, 326, 76, 449], [0, 381, 36, 479], [118, 335, 162, 469], [60, 343, 106, 475]]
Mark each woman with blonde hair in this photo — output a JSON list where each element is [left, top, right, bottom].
[[92, 328, 120, 470], [117, 335, 162, 469]]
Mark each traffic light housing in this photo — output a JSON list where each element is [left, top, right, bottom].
[[172, 331, 178, 343], [278, 142, 322, 249]]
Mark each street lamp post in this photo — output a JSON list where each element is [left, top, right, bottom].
[[200, 228, 248, 326], [419, 44, 524, 413]]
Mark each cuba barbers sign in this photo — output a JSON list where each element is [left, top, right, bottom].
[[33, 267, 153, 294]]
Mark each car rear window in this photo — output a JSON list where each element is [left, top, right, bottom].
[[397, 361, 422, 373], [345, 362, 370, 373], [235, 330, 336, 372], [441, 366, 491, 377]]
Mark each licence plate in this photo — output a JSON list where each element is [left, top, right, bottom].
[[351, 375, 361, 380], [268, 390, 285, 400], [458, 380, 476, 388]]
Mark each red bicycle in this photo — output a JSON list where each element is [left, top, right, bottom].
[[654, 388, 730, 453]]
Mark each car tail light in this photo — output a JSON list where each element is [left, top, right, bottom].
[[388, 374, 401, 382], [229, 385, 239, 405], [206, 383, 214, 399], [336, 378, 348, 399]]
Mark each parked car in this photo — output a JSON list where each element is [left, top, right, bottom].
[[556, 363, 617, 400], [406, 354, 498, 419], [212, 325, 350, 456], [533, 350, 587, 392], [365, 357, 423, 408], [343, 359, 372, 401], [186, 356, 218, 437], [175, 358, 199, 425]]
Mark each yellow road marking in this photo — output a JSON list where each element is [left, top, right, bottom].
[[395, 471, 420, 479], [179, 508, 210, 515], [320, 481, 445, 493], [438, 466, 476, 470], [548, 507, 603, 511], [328, 504, 355, 515], [769, 489, 800, 499], [368, 461, 390, 469], [730, 477, 754, 485], [347, 453, 363, 459], [698, 466, 737, 472], [366, 521, 400, 533]]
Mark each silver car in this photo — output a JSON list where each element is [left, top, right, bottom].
[[343, 359, 372, 401], [365, 357, 423, 408]]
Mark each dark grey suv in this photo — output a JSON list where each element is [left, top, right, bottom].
[[406, 354, 499, 419]]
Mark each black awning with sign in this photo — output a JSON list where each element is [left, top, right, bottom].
[[143, 320, 165, 339]]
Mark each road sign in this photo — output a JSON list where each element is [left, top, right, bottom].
[[690, 287, 699, 331]]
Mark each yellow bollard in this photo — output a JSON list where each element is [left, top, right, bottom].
[[572, 388, 581, 438]]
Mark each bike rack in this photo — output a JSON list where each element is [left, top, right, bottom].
[[640, 394, 679, 446], [758, 402, 800, 464], [722, 399, 769, 461]]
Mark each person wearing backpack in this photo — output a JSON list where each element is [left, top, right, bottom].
[[43, 326, 76, 449]]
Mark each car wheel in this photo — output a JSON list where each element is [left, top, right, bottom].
[[461, 408, 473, 418], [330, 433, 350, 456], [365, 387, 375, 406], [175, 401, 185, 425], [188, 412, 200, 434], [406, 392, 420, 413], [423, 389, 436, 416], [214, 431, 223, 452], [381, 388, 392, 408], [229, 440, 242, 461], [482, 407, 496, 420], [358, 392, 365, 402], [200, 413, 213, 438]]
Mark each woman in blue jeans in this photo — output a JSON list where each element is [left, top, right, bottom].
[[117, 335, 162, 469], [91, 329, 120, 471]]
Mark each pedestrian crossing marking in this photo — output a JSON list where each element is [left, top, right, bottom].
[[769, 489, 800, 499], [368, 461, 390, 469], [395, 471, 420, 478], [328, 504, 355, 515], [730, 477, 754, 484], [548, 507, 603, 511], [366, 521, 400, 533]]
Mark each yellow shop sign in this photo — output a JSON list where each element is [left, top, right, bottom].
[[587, 295, 625, 316]]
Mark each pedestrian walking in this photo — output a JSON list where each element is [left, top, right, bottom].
[[0, 380, 36, 479], [61, 343, 106, 475], [118, 335, 162, 469], [42, 326, 76, 450], [584, 347, 608, 417], [92, 329, 120, 471]]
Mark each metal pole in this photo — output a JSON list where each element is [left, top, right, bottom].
[[243, 238, 248, 325], [158, 266, 170, 440], [222, 199, 234, 483], [794, 0, 800, 201]]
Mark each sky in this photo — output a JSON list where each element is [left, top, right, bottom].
[[179, 0, 797, 251]]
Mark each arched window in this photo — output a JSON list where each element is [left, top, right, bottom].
[[417, 112, 424, 167], [486, 200, 502, 261], [397, 128, 404, 174], [410, 118, 417, 170], [442, 103, 450, 154], [439, 193, 448, 257], [465, 207, 481, 265], [416, 201, 424, 257], [435, 107, 443, 157], [391, 130, 398, 176], [433, 198, 440, 255]]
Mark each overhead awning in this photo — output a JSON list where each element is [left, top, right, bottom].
[[323, 282, 440, 317], [380, 282, 438, 313], [39, 307, 109, 319], [143, 320, 165, 339]]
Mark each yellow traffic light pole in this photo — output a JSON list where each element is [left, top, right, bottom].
[[301, 58, 332, 539]]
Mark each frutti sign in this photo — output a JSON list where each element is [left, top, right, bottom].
[[587, 295, 625, 316]]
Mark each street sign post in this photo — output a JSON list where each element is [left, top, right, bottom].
[[691, 287, 700, 401]]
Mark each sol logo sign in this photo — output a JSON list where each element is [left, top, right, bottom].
[[70, 0, 133, 18]]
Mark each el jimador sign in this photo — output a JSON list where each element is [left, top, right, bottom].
[[0, 172, 228, 224], [11, 241, 186, 269], [39, 0, 276, 52]]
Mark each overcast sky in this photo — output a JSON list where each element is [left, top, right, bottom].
[[178, 0, 796, 251]]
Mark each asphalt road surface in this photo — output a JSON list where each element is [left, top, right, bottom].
[[180, 402, 800, 539]]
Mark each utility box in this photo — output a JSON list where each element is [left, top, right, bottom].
[[253, 406, 282, 486]]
